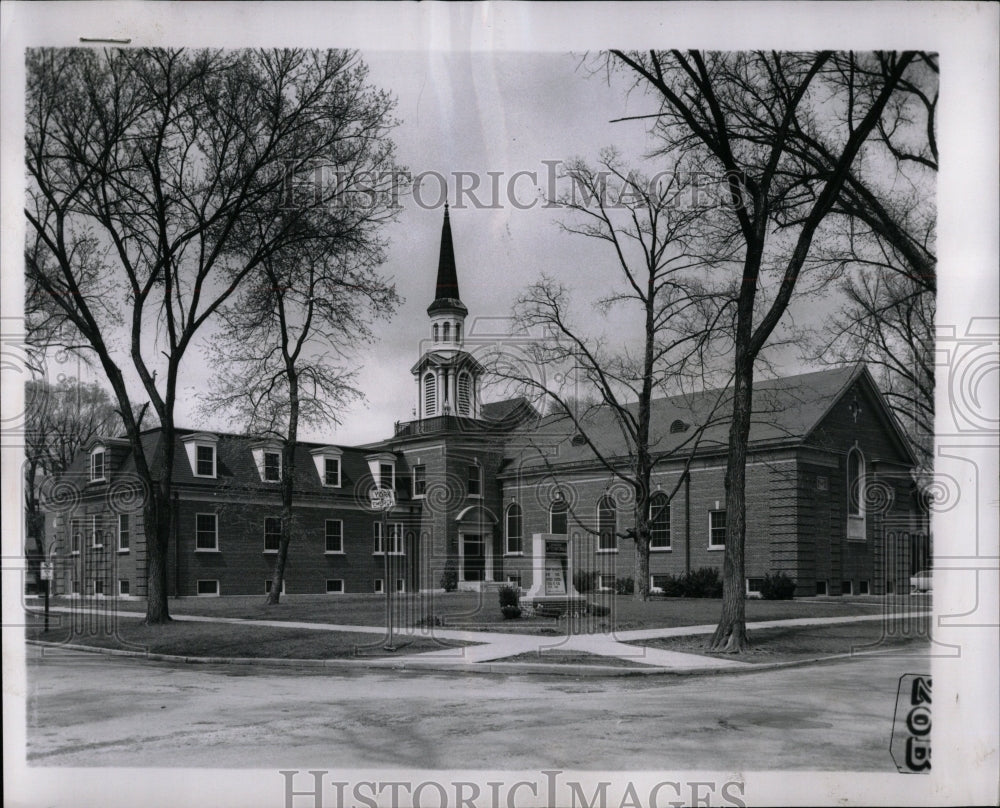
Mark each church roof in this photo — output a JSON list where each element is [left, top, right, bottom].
[[427, 204, 467, 316], [503, 364, 917, 473]]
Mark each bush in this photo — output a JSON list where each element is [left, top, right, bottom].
[[587, 602, 610, 617], [760, 571, 796, 600], [682, 567, 723, 598], [440, 559, 458, 592], [497, 584, 520, 609], [652, 568, 723, 598], [659, 575, 686, 597], [573, 569, 599, 594], [615, 577, 635, 596]]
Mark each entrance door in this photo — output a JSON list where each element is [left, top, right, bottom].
[[463, 534, 485, 582]]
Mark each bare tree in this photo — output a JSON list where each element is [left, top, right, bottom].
[[203, 240, 400, 605], [804, 53, 937, 469], [25, 47, 400, 622], [24, 378, 121, 562], [490, 152, 730, 599], [611, 50, 917, 650]]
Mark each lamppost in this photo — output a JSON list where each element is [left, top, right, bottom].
[[370, 486, 396, 651]]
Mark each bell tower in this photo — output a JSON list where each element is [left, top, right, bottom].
[[411, 204, 483, 419]]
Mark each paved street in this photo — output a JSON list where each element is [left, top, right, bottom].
[[26, 648, 927, 770]]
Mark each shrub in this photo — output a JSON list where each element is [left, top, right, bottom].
[[615, 577, 635, 596], [497, 584, 520, 609], [760, 571, 797, 600], [440, 559, 458, 592], [573, 569, 599, 594], [587, 602, 610, 617], [682, 567, 723, 598], [659, 575, 686, 597]]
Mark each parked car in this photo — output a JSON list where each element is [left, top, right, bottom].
[[910, 570, 932, 593]]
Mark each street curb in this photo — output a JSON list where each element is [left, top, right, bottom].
[[25, 638, 893, 678]]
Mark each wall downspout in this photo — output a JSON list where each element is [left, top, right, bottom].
[[172, 491, 180, 597], [685, 471, 691, 576]]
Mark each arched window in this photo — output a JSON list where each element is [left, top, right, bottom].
[[848, 448, 865, 516], [423, 372, 437, 417], [598, 496, 617, 551], [505, 503, 523, 554], [549, 498, 568, 534], [457, 372, 471, 416], [443, 322, 451, 342], [432, 323, 439, 342], [649, 492, 670, 549], [456, 322, 462, 343], [847, 446, 866, 541]]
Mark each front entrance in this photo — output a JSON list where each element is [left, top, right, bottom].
[[462, 534, 485, 582]]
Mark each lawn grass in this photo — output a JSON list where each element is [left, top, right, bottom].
[[24, 618, 468, 659], [55, 591, 901, 634], [631, 620, 931, 664]]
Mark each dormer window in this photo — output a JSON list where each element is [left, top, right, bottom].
[[196, 445, 216, 477], [90, 447, 106, 482], [250, 439, 282, 483], [263, 451, 281, 482], [379, 462, 395, 491], [182, 433, 219, 480], [365, 453, 396, 494], [310, 446, 344, 488]]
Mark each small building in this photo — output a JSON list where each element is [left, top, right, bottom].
[[41, 207, 927, 599]]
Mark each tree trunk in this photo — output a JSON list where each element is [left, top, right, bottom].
[[710, 356, 753, 652], [268, 370, 299, 606], [144, 484, 172, 623], [633, 525, 651, 602]]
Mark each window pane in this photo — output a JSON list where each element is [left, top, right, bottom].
[[598, 497, 616, 550], [848, 450, 863, 516], [264, 452, 280, 481], [650, 494, 670, 548], [468, 464, 481, 496], [709, 510, 726, 547], [196, 445, 214, 476], [506, 504, 522, 554], [379, 463, 394, 490], [325, 458, 340, 486], [196, 514, 217, 550], [325, 520, 342, 553], [118, 514, 130, 550], [413, 465, 426, 496], [264, 517, 281, 551]]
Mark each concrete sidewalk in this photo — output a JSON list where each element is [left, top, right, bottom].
[[38, 605, 927, 672]]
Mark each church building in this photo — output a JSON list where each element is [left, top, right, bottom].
[[42, 207, 927, 601]]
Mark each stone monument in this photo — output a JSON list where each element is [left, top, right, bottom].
[[524, 532, 587, 612]]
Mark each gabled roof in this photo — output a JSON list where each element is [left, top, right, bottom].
[[504, 364, 917, 472], [480, 397, 541, 429]]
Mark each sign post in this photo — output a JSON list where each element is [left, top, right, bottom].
[[40, 559, 54, 633], [369, 488, 397, 651]]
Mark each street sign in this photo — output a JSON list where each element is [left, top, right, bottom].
[[40, 561, 54, 581], [369, 489, 396, 511]]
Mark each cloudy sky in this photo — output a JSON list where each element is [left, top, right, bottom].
[[169, 50, 694, 444]]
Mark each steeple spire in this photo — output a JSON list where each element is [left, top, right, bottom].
[[428, 203, 467, 315]]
